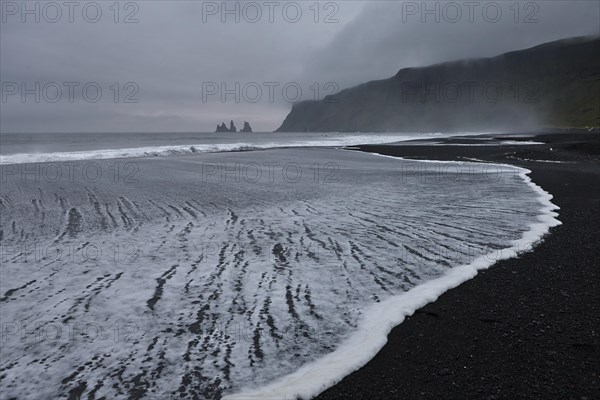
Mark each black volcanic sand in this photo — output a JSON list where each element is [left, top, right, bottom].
[[317, 133, 599, 400]]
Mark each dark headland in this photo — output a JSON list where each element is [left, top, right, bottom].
[[316, 132, 600, 399], [277, 36, 599, 133]]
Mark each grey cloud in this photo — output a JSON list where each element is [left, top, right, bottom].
[[302, 1, 600, 89], [1, 1, 597, 133]]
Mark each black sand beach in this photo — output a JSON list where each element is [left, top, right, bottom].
[[317, 133, 600, 400]]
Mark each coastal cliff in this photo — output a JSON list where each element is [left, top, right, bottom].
[[276, 37, 600, 132]]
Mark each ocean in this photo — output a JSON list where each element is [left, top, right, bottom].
[[0, 131, 457, 164], [0, 132, 559, 399]]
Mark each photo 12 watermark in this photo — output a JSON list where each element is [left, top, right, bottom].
[[190, 318, 347, 346], [399, 81, 540, 105], [201, 81, 340, 104], [200, 1, 340, 24], [197, 161, 341, 184], [1, 1, 140, 23], [400, 1, 540, 24], [397, 160, 523, 183], [1, 161, 139, 184], [1, 321, 141, 344], [1, 240, 140, 265], [1, 82, 140, 104], [184, 240, 341, 266]]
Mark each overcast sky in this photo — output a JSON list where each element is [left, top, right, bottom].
[[1, 0, 599, 133]]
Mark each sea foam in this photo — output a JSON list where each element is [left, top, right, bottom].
[[0, 148, 556, 399], [223, 155, 561, 400]]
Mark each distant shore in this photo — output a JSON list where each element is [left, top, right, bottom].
[[316, 132, 600, 399]]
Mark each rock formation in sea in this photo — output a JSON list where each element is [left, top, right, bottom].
[[215, 120, 245, 133], [240, 121, 253, 133], [215, 122, 229, 133]]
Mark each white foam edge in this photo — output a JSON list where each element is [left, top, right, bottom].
[[223, 154, 561, 400], [0, 135, 423, 165], [0, 132, 496, 165]]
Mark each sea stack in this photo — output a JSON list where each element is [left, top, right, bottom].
[[215, 121, 239, 133], [215, 120, 252, 133], [215, 122, 229, 133], [240, 121, 253, 133]]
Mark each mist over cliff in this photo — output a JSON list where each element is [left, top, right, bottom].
[[277, 37, 600, 133]]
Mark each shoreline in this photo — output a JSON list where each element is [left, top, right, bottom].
[[225, 155, 561, 400], [315, 132, 600, 399], [1, 132, 597, 398]]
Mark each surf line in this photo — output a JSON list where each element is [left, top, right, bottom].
[[223, 152, 561, 400]]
